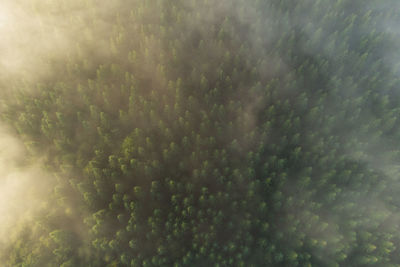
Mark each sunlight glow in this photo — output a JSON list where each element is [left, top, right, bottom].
[[0, 5, 11, 29]]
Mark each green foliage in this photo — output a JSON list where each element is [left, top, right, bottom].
[[2, 0, 400, 266]]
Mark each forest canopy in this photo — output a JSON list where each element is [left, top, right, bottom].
[[1, 0, 400, 266]]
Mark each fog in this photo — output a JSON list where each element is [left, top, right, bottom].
[[0, 0, 400, 265], [0, 127, 52, 252]]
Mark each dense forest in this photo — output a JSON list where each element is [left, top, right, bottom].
[[1, 0, 400, 266]]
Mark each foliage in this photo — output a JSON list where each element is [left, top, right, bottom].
[[2, 0, 400, 266]]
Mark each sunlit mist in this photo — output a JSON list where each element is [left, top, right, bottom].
[[0, 7, 10, 29], [0, 0, 400, 266]]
